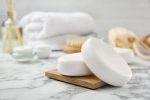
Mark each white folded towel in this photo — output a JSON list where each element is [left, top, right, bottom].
[[19, 12, 49, 26], [37, 12, 96, 39], [19, 12, 96, 50]]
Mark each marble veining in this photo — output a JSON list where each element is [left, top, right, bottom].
[[0, 51, 150, 100]]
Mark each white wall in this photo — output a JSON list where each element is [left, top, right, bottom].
[[1, 0, 150, 39]]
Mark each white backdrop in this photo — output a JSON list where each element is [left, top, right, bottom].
[[1, 0, 150, 39]]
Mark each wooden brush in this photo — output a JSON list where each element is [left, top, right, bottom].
[[64, 35, 87, 53], [133, 34, 150, 60]]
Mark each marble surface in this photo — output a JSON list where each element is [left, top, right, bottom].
[[0, 51, 150, 100]]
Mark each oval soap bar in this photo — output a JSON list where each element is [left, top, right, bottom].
[[57, 53, 92, 76], [113, 47, 134, 63], [81, 37, 132, 86]]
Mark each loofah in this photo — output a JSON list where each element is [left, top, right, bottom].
[[108, 27, 138, 49]]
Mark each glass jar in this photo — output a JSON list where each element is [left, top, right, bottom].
[[2, 22, 23, 54]]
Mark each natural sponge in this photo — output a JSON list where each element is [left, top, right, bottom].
[[108, 27, 138, 49]]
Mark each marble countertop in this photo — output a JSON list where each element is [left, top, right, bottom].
[[0, 51, 150, 100]]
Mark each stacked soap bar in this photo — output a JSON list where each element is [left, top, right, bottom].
[[57, 38, 132, 87], [113, 47, 134, 63], [12, 46, 34, 62], [34, 44, 51, 59], [12, 44, 52, 62], [57, 53, 92, 76]]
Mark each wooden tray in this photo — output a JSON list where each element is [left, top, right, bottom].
[[45, 69, 105, 89]]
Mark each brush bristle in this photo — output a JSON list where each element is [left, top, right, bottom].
[[65, 35, 87, 48]]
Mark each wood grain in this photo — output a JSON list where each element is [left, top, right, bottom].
[[45, 69, 105, 89]]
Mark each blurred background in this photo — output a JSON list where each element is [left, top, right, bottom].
[[1, 0, 150, 39]]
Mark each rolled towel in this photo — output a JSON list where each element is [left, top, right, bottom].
[[19, 12, 49, 26], [20, 12, 96, 38], [19, 12, 96, 50], [24, 22, 43, 33], [37, 12, 96, 39]]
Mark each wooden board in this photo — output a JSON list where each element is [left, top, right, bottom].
[[45, 69, 105, 89]]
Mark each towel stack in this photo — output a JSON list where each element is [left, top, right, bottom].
[[19, 12, 96, 50]]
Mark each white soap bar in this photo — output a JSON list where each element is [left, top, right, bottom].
[[13, 46, 33, 55], [114, 47, 134, 63], [34, 44, 51, 59], [57, 53, 92, 76], [12, 46, 34, 62], [81, 38, 132, 86]]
